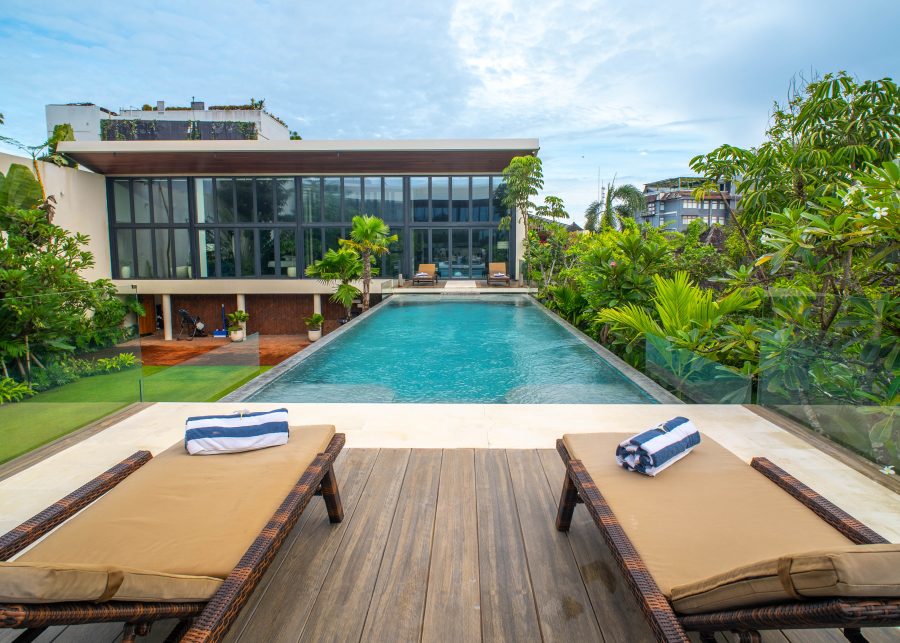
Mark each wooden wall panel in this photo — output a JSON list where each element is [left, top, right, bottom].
[[171, 294, 234, 334], [245, 295, 314, 335]]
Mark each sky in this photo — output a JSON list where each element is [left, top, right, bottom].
[[1, 0, 898, 225]]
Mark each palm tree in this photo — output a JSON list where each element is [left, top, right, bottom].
[[305, 248, 363, 320], [584, 180, 646, 232], [340, 215, 397, 311]]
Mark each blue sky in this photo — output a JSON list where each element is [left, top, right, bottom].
[[1, 0, 897, 224]]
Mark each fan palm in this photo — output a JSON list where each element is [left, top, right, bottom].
[[305, 248, 363, 320], [340, 215, 398, 311], [584, 181, 646, 232]]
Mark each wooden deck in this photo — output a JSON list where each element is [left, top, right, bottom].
[[8, 449, 897, 643]]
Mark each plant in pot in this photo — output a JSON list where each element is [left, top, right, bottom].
[[226, 309, 250, 342], [304, 313, 325, 342]]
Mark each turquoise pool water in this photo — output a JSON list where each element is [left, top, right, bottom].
[[249, 296, 656, 404]]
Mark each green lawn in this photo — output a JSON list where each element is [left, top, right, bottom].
[[0, 364, 271, 465]]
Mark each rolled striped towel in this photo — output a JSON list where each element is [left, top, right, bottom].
[[185, 408, 290, 455], [615, 417, 701, 476]]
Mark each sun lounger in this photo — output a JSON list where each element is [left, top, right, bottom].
[[486, 262, 511, 286], [0, 426, 345, 642], [554, 432, 900, 642], [412, 263, 438, 286]]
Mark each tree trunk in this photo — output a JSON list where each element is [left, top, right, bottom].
[[1, 359, 8, 379], [362, 251, 371, 311]]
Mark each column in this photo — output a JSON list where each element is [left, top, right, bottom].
[[236, 293, 246, 311], [313, 294, 322, 315], [162, 294, 173, 341]]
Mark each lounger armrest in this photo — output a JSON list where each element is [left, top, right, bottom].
[[750, 457, 888, 545], [0, 451, 152, 561], [181, 433, 345, 643], [555, 439, 690, 642]]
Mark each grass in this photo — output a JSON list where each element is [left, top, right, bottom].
[[0, 364, 271, 465]]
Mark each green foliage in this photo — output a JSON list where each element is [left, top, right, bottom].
[[584, 181, 645, 232], [545, 284, 588, 325], [670, 220, 730, 286], [304, 313, 325, 330], [501, 156, 544, 267], [0, 377, 34, 404], [340, 215, 396, 311], [306, 248, 364, 318], [534, 195, 568, 221], [26, 353, 138, 393], [0, 164, 43, 211]]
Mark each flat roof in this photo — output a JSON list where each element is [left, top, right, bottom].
[[58, 139, 540, 175]]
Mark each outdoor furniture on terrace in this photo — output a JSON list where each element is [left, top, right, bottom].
[[0, 426, 345, 643], [412, 264, 438, 286], [486, 262, 511, 286], [554, 432, 900, 642], [177, 309, 206, 341]]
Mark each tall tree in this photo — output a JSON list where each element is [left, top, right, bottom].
[[501, 155, 544, 269], [305, 248, 364, 320], [584, 180, 645, 231], [339, 215, 397, 311]]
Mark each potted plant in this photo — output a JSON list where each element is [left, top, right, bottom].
[[304, 313, 324, 342], [226, 309, 250, 342]]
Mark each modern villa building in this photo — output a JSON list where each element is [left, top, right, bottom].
[[640, 176, 739, 231], [0, 138, 536, 338]]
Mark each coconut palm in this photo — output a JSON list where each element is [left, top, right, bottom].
[[305, 248, 363, 320], [584, 181, 646, 232], [339, 215, 397, 311]]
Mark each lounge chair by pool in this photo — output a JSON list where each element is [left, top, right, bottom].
[[412, 264, 438, 286], [554, 432, 900, 642], [0, 426, 345, 642], [486, 262, 511, 286]]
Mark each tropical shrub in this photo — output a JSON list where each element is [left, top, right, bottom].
[[339, 215, 396, 311], [306, 248, 364, 319], [0, 377, 34, 404]]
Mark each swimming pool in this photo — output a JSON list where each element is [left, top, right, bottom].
[[247, 295, 658, 404]]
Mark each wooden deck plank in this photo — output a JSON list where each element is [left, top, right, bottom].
[[227, 448, 379, 643], [298, 449, 411, 643], [361, 449, 442, 643], [537, 449, 656, 643], [506, 449, 604, 643], [475, 449, 542, 643], [422, 449, 481, 643], [40, 622, 124, 642]]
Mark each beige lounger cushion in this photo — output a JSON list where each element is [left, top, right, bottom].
[[670, 544, 900, 614], [562, 432, 853, 599], [2, 424, 335, 602], [0, 562, 221, 603]]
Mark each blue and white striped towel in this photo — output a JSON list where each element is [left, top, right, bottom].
[[184, 408, 289, 455], [615, 417, 701, 476]]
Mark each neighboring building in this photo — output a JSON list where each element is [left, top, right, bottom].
[[46, 100, 291, 142], [640, 176, 738, 231], [1, 138, 536, 338]]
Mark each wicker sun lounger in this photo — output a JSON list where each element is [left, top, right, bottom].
[[412, 263, 438, 286], [554, 432, 900, 642], [0, 426, 345, 643], [486, 262, 511, 286]]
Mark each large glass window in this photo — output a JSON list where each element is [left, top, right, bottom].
[[412, 229, 428, 272], [492, 229, 509, 266], [240, 229, 255, 276], [452, 177, 469, 222], [220, 230, 236, 277], [432, 228, 449, 277], [276, 178, 296, 222], [174, 229, 191, 278], [381, 229, 404, 278], [432, 177, 449, 222], [280, 230, 297, 277], [364, 177, 382, 217], [199, 230, 215, 278], [196, 178, 215, 223], [491, 176, 508, 222], [302, 229, 323, 269], [172, 179, 190, 224], [411, 178, 428, 222], [261, 229, 276, 276], [384, 177, 404, 222], [472, 177, 490, 222], [343, 177, 362, 219], [116, 230, 134, 277], [472, 228, 490, 278], [133, 180, 151, 224], [235, 178, 253, 223], [302, 178, 321, 223], [323, 178, 341, 222], [113, 180, 131, 223], [324, 227, 344, 254], [256, 179, 275, 223], [154, 229, 173, 278], [151, 179, 170, 223], [216, 179, 235, 223], [135, 229, 153, 277]]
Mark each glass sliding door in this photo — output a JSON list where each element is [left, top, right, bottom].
[[432, 229, 449, 278], [412, 229, 428, 274], [471, 229, 490, 279], [450, 229, 470, 278]]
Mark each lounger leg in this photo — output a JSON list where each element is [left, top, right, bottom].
[[843, 628, 868, 642], [121, 624, 138, 643], [321, 465, 344, 523], [556, 470, 580, 531]]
